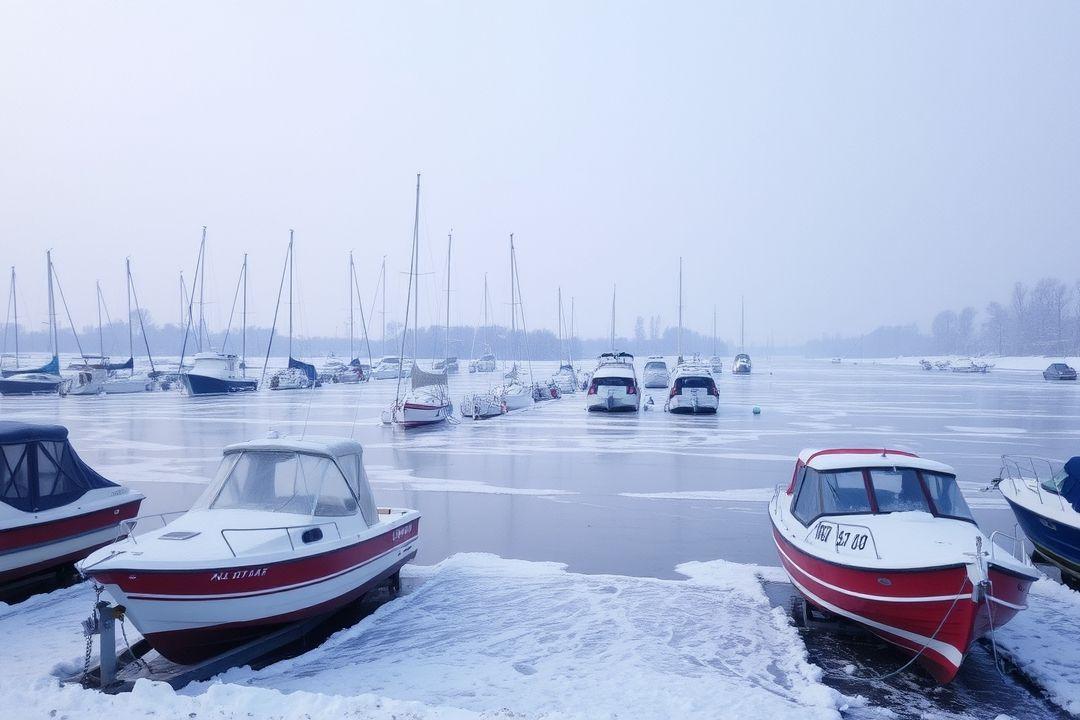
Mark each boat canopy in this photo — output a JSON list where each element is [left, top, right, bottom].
[[1, 355, 60, 378], [1052, 457, 1080, 512], [410, 362, 448, 390], [288, 357, 317, 383], [207, 435, 379, 526], [0, 421, 120, 513]]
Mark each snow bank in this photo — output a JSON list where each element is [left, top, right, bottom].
[[0, 554, 848, 720], [994, 578, 1080, 715]]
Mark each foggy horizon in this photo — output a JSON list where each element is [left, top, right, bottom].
[[3, 2, 1079, 347]]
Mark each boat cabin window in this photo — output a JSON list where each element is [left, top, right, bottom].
[[336, 453, 377, 525], [921, 471, 975, 522], [0, 444, 30, 507], [593, 377, 634, 387], [645, 361, 667, 371], [206, 451, 359, 517], [819, 470, 873, 514], [674, 376, 713, 391], [870, 468, 932, 514]]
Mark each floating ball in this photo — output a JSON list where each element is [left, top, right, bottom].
[[752, 406, 761, 415]]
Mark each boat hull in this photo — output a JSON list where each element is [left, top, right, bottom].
[[1001, 494, 1080, 582], [0, 377, 62, 396], [0, 498, 142, 584], [586, 394, 639, 412], [771, 524, 1031, 683], [667, 394, 718, 414], [182, 373, 258, 396], [396, 401, 452, 428], [84, 518, 419, 664]]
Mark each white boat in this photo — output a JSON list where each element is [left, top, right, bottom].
[[1, 422, 143, 585], [732, 352, 752, 374], [497, 364, 534, 411], [709, 357, 723, 375], [951, 358, 993, 374], [78, 434, 419, 664], [586, 352, 641, 412], [183, 352, 258, 395], [665, 362, 719, 414], [0, 256, 64, 396], [549, 288, 578, 394], [642, 356, 670, 388], [460, 390, 506, 419], [318, 356, 362, 384], [372, 356, 406, 380], [474, 352, 497, 373], [63, 366, 107, 396], [264, 233, 320, 392]]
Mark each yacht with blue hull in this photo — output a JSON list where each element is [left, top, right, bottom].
[[996, 455, 1080, 587], [181, 353, 258, 395]]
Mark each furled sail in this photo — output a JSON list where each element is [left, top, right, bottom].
[[410, 362, 448, 390]]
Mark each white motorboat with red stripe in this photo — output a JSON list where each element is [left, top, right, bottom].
[[0, 422, 143, 585], [769, 448, 1037, 684], [78, 434, 419, 664]]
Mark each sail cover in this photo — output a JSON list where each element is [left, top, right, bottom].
[[288, 357, 316, 383], [0, 421, 120, 512], [410, 362, 448, 390], [104, 357, 134, 371], [1, 355, 60, 378]]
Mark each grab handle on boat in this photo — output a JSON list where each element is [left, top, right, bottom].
[[219, 522, 342, 558], [115, 510, 187, 544], [988, 528, 1031, 567]]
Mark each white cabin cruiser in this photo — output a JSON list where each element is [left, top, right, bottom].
[[63, 366, 107, 396], [666, 362, 719, 414], [79, 434, 419, 664], [732, 353, 752, 374], [473, 352, 497, 373], [586, 352, 641, 412], [551, 363, 579, 394], [642, 357, 670, 388]]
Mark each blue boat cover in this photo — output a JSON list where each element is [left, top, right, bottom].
[[289, 356, 316, 383], [1, 355, 60, 378], [94, 357, 134, 371], [1062, 457, 1080, 512], [0, 421, 119, 512]]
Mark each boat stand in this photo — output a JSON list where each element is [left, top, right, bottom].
[[73, 601, 328, 693], [71, 571, 403, 693]]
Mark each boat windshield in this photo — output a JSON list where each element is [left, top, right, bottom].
[[1040, 466, 1070, 495], [645, 362, 667, 371], [791, 465, 975, 525], [200, 451, 358, 517]]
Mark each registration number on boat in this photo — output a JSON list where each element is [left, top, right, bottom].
[[812, 522, 871, 553], [211, 568, 268, 582]]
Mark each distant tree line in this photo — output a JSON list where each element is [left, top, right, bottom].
[[0, 310, 730, 364], [806, 277, 1080, 358]]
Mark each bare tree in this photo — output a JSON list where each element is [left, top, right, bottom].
[[1010, 282, 1028, 353], [982, 302, 1009, 356]]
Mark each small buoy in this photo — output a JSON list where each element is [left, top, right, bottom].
[[752, 406, 761, 415]]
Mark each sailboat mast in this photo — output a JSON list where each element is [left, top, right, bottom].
[[381, 257, 386, 357], [483, 273, 489, 349], [445, 231, 452, 363], [349, 252, 355, 362], [11, 267, 18, 368], [740, 295, 745, 351], [126, 260, 135, 369], [241, 253, 247, 377], [198, 227, 206, 353], [557, 287, 564, 362], [288, 230, 294, 359], [677, 257, 683, 359], [509, 234, 516, 364], [610, 284, 616, 352], [712, 305, 717, 356], [412, 176, 420, 362], [46, 251, 57, 361], [96, 280, 104, 359], [395, 174, 421, 406]]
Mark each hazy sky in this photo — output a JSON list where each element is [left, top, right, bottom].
[[2, 2, 1079, 346]]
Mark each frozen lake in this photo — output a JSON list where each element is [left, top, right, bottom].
[[2, 357, 1079, 719]]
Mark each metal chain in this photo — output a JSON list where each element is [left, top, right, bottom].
[[118, 613, 150, 673], [80, 584, 104, 682]]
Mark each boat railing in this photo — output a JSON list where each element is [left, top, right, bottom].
[[117, 511, 188, 543], [220, 521, 342, 558], [988, 526, 1032, 567], [804, 519, 881, 560], [998, 454, 1066, 512]]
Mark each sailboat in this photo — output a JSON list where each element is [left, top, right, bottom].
[[732, 296, 752, 374], [265, 232, 318, 391], [0, 267, 19, 374], [469, 274, 497, 373], [320, 252, 372, 384], [384, 175, 452, 427], [433, 233, 460, 374], [550, 287, 578, 394], [181, 231, 258, 395], [0, 253, 64, 395], [708, 306, 723, 375], [497, 234, 536, 411]]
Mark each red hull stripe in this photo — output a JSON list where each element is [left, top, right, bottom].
[[0, 499, 141, 553], [126, 543, 404, 601], [89, 519, 419, 597]]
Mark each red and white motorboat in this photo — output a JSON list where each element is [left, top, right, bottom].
[[0, 422, 143, 585], [770, 448, 1038, 684], [78, 435, 420, 664]]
